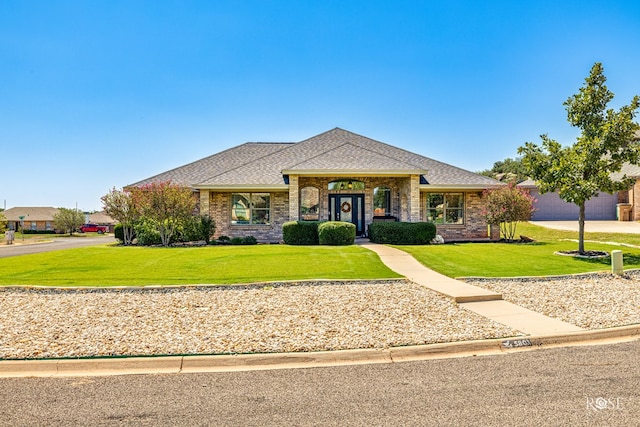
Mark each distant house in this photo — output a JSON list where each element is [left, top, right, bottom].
[[130, 128, 503, 242], [3, 207, 58, 232], [88, 211, 117, 232], [2, 208, 116, 233]]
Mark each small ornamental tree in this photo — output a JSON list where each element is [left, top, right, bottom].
[[518, 63, 640, 254], [54, 207, 85, 236], [130, 181, 196, 247], [481, 183, 536, 242], [0, 211, 7, 234], [101, 187, 139, 245]]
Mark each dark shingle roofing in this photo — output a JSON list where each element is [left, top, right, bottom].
[[131, 128, 500, 189]]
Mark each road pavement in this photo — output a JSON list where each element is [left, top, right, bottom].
[[530, 220, 640, 233], [0, 236, 116, 258], [0, 340, 637, 426]]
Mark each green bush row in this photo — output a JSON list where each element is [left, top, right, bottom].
[[283, 221, 355, 246], [114, 215, 216, 246], [368, 222, 436, 244]]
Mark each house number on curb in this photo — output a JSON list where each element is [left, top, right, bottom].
[[501, 339, 532, 349]]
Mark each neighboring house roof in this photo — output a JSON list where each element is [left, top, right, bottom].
[[131, 128, 501, 190], [89, 211, 116, 224], [2, 207, 58, 222]]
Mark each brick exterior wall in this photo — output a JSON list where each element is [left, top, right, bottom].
[[208, 191, 289, 242], [420, 191, 498, 241], [204, 178, 496, 242]]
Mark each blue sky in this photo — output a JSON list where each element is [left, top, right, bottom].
[[2, 1, 639, 211]]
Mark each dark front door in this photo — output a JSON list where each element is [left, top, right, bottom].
[[329, 194, 365, 236]]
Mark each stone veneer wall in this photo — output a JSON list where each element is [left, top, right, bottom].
[[204, 183, 497, 243], [420, 191, 498, 241], [208, 191, 289, 242], [297, 176, 417, 224]]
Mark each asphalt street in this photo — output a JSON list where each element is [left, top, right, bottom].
[[0, 340, 637, 426], [0, 236, 116, 258]]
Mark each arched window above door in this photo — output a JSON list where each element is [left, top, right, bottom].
[[328, 179, 365, 191]]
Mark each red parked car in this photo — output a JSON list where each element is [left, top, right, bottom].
[[79, 224, 108, 234]]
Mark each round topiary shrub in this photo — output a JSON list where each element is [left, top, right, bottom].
[[282, 221, 321, 245], [318, 221, 356, 245]]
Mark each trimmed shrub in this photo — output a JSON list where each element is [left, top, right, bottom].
[[368, 222, 436, 245], [22, 230, 56, 235], [282, 221, 321, 245], [114, 223, 124, 242], [134, 218, 162, 246], [230, 237, 244, 245], [318, 221, 356, 245], [242, 235, 258, 245]]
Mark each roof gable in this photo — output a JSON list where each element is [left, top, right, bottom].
[[131, 127, 501, 189]]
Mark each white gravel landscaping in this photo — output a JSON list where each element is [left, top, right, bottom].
[[464, 271, 640, 329], [0, 280, 518, 360]]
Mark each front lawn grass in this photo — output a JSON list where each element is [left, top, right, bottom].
[[396, 222, 640, 278], [0, 245, 401, 287]]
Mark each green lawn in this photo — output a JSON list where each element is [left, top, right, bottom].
[[397, 222, 640, 278], [0, 245, 401, 287]]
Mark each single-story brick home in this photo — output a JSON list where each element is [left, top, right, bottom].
[[2, 207, 116, 233], [131, 128, 502, 242], [2, 207, 59, 232]]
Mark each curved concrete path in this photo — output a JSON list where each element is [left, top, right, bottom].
[[359, 242, 583, 336]]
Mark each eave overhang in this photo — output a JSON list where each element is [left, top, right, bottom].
[[195, 184, 290, 191], [420, 183, 504, 191], [281, 169, 429, 176]]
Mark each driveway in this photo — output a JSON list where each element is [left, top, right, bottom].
[[0, 236, 116, 258], [530, 220, 640, 234]]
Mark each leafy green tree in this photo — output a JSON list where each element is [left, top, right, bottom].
[[518, 63, 640, 254], [0, 211, 7, 234], [54, 207, 85, 236], [101, 187, 139, 245], [481, 183, 536, 242], [130, 181, 196, 247], [478, 157, 528, 183]]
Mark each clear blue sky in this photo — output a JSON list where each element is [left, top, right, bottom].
[[2, 0, 639, 211]]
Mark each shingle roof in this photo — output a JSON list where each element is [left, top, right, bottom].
[[2, 207, 59, 222], [130, 128, 500, 189]]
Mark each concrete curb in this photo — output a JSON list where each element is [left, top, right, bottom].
[[1, 324, 637, 378]]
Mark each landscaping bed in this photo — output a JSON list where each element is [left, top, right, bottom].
[[0, 280, 517, 360]]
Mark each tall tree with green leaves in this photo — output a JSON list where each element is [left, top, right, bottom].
[[54, 207, 85, 236], [518, 63, 640, 254]]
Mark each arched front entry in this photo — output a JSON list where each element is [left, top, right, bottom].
[[329, 194, 365, 236]]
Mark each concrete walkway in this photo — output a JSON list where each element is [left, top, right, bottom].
[[359, 242, 583, 336], [530, 220, 640, 234]]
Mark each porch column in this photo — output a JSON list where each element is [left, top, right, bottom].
[[199, 190, 210, 216], [288, 174, 299, 221], [409, 174, 421, 222]]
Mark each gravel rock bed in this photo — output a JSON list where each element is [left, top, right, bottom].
[[0, 280, 518, 360], [464, 271, 640, 329]]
